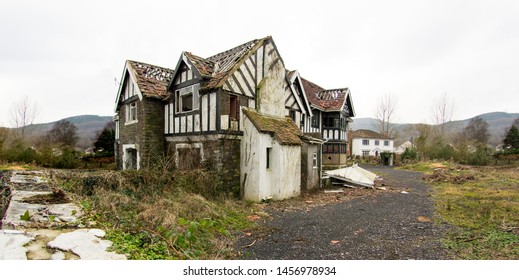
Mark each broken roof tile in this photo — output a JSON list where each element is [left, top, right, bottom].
[[128, 60, 174, 99], [301, 77, 349, 111], [185, 37, 269, 91]]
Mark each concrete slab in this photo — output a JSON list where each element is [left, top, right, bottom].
[[0, 230, 35, 260], [48, 229, 127, 260]]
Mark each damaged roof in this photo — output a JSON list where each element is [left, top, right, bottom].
[[352, 129, 393, 140], [301, 77, 350, 111], [128, 60, 174, 99], [184, 37, 269, 91], [243, 108, 303, 145]]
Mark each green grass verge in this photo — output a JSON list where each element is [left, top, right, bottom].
[[404, 162, 519, 259]]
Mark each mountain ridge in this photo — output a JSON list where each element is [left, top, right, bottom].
[[350, 111, 519, 146]]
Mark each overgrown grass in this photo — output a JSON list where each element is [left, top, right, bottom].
[[403, 162, 519, 259], [49, 168, 255, 259]]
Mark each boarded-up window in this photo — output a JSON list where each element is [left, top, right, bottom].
[[177, 148, 201, 170], [229, 95, 239, 121]]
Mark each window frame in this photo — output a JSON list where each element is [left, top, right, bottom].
[[362, 139, 369, 146], [125, 101, 138, 124]]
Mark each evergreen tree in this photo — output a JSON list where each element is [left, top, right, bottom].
[[503, 126, 519, 151], [94, 127, 115, 156]]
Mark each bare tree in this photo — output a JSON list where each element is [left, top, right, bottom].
[[47, 120, 79, 148], [431, 92, 456, 138], [462, 117, 489, 145], [375, 93, 398, 137], [9, 95, 38, 139]]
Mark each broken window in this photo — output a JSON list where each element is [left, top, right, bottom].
[[311, 111, 319, 128], [125, 148, 138, 170], [181, 93, 193, 112], [266, 147, 272, 169], [175, 87, 195, 113], [126, 102, 137, 123], [289, 110, 296, 122], [323, 113, 339, 128]]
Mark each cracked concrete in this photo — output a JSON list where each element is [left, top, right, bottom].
[[1, 170, 126, 260]]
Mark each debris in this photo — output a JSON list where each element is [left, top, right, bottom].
[[400, 191, 409, 194], [330, 240, 340, 245], [324, 189, 344, 193], [423, 168, 476, 184], [325, 164, 378, 188], [305, 201, 313, 204], [375, 187, 387, 191], [417, 216, 432, 223], [243, 240, 257, 248], [246, 215, 261, 221], [244, 232, 252, 237]]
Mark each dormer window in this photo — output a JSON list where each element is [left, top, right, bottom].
[[174, 85, 199, 113], [175, 90, 193, 113]]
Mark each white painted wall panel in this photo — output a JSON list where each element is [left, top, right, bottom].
[[221, 115, 229, 130], [209, 93, 216, 131], [187, 115, 193, 133], [201, 95, 208, 131]]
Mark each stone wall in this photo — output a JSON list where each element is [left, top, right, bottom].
[[116, 97, 165, 169], [166, 135, 241, 197]]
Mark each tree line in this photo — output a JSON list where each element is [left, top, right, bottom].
[[375, 93, 519, 165], [0, 96, 115, 168]]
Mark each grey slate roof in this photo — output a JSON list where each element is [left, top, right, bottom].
[[352, 129, 393, 140]]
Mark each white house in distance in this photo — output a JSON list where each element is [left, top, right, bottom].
[[351, 129, 394, 157]]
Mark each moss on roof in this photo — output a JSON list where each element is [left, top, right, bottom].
[[243, 108, 302, 145]]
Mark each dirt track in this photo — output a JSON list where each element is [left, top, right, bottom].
[[235, 166, 449, 260]]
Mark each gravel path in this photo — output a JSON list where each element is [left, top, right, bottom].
[[235, 166, 449, 260]]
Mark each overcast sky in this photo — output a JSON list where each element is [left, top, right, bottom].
[[1, 0, 518, 127]]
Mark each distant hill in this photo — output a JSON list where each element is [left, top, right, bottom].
[[24, 115, 113, 150], [351, 112, 519, 147]]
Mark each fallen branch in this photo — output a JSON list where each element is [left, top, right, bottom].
[[243, 239, 257, 248]]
